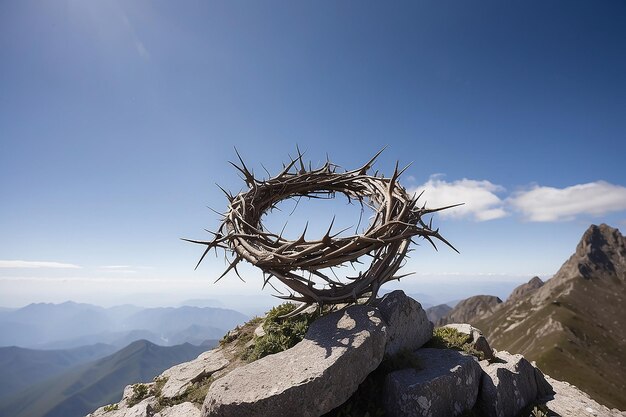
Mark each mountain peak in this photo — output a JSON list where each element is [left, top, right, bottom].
[[507, 276, 544, 302], [580, 223, 623, 249], [437, 295, 502, 326], [573, 223, 626, 280]]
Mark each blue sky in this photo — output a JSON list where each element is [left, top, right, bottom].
[[1, 1, 625, 312]]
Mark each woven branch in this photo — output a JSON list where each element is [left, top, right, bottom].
[[186, 149, 459, 313]]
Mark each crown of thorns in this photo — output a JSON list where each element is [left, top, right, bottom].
[[186, 149, 459, 315]]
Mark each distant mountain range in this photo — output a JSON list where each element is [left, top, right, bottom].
[[0, 302, 248, 349], [435, 224, 626, 410], [0, 340, 209, 417]]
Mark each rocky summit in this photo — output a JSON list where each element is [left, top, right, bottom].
[[85, 290, 624, 417], [506, 276, 544, 302]]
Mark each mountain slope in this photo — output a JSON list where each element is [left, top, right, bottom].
[[0, 340, 209, 417], [0, 344, 117, 401], [507, 276, 544, 302], [474, 224, 626, 410], [437, 295, 502, 326], [425, 304, 452, 324]]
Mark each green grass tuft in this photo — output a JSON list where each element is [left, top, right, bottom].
[[425, 327, 485, 360], [243, 303, 320, 362], [150, 376, 167, 397], [103, 404, 118, 412], [151, 374, 214, 413], [126, 383, 149, 407]]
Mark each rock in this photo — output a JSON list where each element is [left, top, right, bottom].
[[476, 350, 549, 417], [154, 402, 202, 417], [159, 348, 229, 399], [542, 375, 625, 417], [444, 323, 494, 360], [376, 290, 433, 356], [87, 397, 157, 417], [534, 367, 554, 399], [253, 324, 265, 338], [383, 348, 481, 417], [202, 305, 387, 417]]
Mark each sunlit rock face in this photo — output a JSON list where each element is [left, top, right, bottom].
[[85, 290, 624, 417]]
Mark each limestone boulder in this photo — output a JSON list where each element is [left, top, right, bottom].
[[476, 350, 550, 417], [444, 323, 494, 360], [202, 305, 387, 417], [383, 348, 481, 417], [159, 348, 229, 399], [154, 402, 202, 417], [542, 375, 625, 417], [376, 290, 433, 356]]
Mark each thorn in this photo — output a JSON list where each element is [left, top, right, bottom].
[[194, 245, 212, 270], [207, 206, 226, 218], [397, 161, 413, 178], [323, 216, 336, 240], [277, 157, 299, 177], [297, 222, 309, 242], [260, 163, 272, 178], [214, 255, 243, 283], [296, 145, 306, 173], [215, 183, 233, 202], [358, 146, 387, 175], [289, 196, 302, 216], [424, 203, 465, 214]]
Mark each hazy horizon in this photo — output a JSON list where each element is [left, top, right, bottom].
[[0, 272, 549, 315]]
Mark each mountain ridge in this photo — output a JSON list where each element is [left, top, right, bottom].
[[472, 223, 626, 409]]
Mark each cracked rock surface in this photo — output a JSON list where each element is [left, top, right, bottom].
[[383, 348, 482, 417]]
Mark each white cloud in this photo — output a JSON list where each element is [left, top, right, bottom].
[[97, 265, 139, 274], [99, 265, 132, 269], [0, 260, 81, 269], [509, 181, 626, 222], [410, 175, 507, 221]]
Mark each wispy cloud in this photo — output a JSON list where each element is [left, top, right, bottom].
[[99, 265, 132, 269], [410, 175, 507, 221], [509, 181, 626, 222], [0, 260, 81, 269], [134, 40, 150, 60], [98, 265, 138, 274], [120, 11, 150, 60]]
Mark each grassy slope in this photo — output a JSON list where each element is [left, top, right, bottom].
[[0, 340, 209, 417], [475, 278, 626, 410]]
